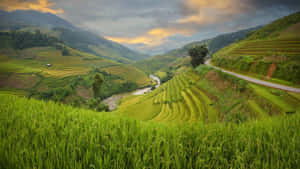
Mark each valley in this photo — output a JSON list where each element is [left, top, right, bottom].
[[103, 74, 161, 110]]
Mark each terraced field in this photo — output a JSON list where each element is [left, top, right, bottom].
[[226, 38, 300, 57], [116, 66, 300, 123], [212, 12, 300, 87]]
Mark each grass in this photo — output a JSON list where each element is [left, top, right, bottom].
[[101, 65, 152, 87], [249, 84, 294, 112], [0, 94, 300, 169]]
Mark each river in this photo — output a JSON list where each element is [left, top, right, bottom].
[[103, 74, 160, 111]]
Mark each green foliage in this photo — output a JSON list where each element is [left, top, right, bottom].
[[247, 11, 300, 40], [88, 98, 109, 112], [225, 111, 248, 124], [189, 45, 208, 67], [195, 65, 213, 76], [1, 94, 300, 169], [35, 86, 73, 102], [0, 30, 61, 49], [92, 73, 104, 99], [62, 46, 70, 56]]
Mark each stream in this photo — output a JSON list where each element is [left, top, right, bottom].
[[103, 74, 160, 111]]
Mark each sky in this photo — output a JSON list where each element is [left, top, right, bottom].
[[1, 0, 300, 55]]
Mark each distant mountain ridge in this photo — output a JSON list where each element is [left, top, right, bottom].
[[0, 10, 148, 63], [0, 10, 76, 30], [166, 26, 261, 58]]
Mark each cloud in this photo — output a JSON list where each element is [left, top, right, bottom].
[[178, 0, 300, 25], [106, 27, 194, 47], [0, 0, 64, 14], [177, 0, 251, 25]]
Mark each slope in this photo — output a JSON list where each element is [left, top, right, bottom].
[[212, 11, 300, 87], [1, 93, 299, 169], [116, 65, 300, 123]]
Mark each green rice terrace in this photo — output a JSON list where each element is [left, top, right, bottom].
[[1, 92, 300, 169], [116, 65, 300, 123]]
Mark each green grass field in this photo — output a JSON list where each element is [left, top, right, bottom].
[[0, 94, 299, 169], [116, 65, 300, 123]]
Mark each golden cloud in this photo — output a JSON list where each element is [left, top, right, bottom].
[[178, 0, 249, 24], [0, 0, 64, 14], [106, 28, 194, 47]]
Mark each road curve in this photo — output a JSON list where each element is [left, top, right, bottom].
[[205, 60, 300, 93]]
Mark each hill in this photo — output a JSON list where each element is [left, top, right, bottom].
[[1, 94, 299, 169], [0, 10, 149, 63], [212, 11, 300, 87], [116, 65, 300, 123], [0, 31, 152, 107]]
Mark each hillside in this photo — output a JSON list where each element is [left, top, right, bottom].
[[1, 94, 299, 169], [0, 10, 149, 63], [0, 31, 152, 107], [166, 26, 261, 58], [116, 65, 300, 123], [212, 11, 300, 87]]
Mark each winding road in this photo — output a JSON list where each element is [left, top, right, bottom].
[[205, 60, 300, 93]]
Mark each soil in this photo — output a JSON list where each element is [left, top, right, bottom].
[[266, 63, 276, 80], [1, 73, 40, 89], [205, 70, 230, 90], [76, 86, 93, 99]]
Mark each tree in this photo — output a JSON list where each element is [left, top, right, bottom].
[[62, 47, 70, 56], [92, 73, 104, 99], [188, 45, 208, 68]]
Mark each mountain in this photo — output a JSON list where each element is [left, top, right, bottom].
[[212, 11, 300, 87], [166, 26, 261, 58], [0, 10, 149, 63], [0, 10, 76, 30]]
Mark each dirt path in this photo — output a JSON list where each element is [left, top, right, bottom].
[[205, 60, 300, 93]]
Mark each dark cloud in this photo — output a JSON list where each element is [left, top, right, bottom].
[[249, 0, 300, 10]]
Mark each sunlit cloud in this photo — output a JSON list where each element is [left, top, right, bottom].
[[0, 0, 64, 14], [106, 28, 194, 47], [177, 0, 250, 25]]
